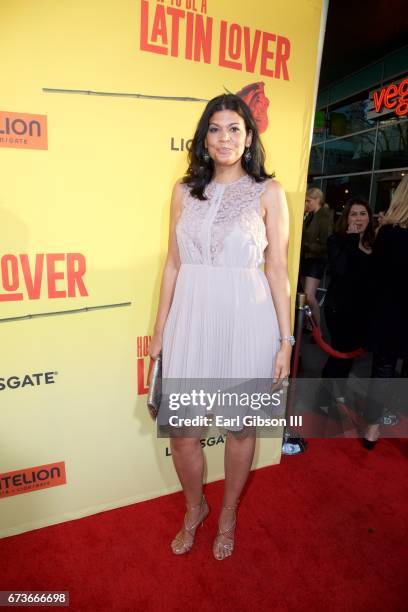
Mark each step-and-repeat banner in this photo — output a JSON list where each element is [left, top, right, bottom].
[[0, 0, 324, 537]]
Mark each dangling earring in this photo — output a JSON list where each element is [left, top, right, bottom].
[[203, 148, 210, 163], [244, 147, 252, 162]]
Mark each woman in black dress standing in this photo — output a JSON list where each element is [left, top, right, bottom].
[[364, 175, 408, 448], [321, 198, 375, 414]]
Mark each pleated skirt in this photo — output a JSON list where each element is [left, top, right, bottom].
[[162, 263, 280, 379], [158, 263, 282, 430]]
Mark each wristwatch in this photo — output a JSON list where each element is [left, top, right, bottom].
[[280, 335, 296, 346]]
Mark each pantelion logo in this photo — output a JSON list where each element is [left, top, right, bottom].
[[0, 462, 66, 499], [0, 111, 48, 150]]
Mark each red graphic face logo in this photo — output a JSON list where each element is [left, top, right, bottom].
[[236, 82, 270, 133]]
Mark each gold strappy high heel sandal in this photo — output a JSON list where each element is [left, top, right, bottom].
[[213, 501, 238, 561], [171, 495, 209, 555]]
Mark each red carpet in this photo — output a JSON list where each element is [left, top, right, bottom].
[[1, 439, 407, 612]]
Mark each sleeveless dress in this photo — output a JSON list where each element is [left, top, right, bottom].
[[160, 174, 281, 429]]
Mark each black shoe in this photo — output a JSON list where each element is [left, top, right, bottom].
[[362, 438, 378, 450]]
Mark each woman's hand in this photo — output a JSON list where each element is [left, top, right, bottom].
[[273, 343, 292, 381], [147, 332, 163, 387], [347, 222, 359, 234], [148, 332, 163, 360]]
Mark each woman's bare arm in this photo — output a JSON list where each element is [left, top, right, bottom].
[[149, 180, 185, 359], [261, 179, 292, 378]]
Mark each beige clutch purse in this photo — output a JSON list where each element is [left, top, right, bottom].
[[147, 351, 162, 420]]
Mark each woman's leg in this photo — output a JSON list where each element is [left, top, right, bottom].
[[303, 276, 321, 326], [223, 429, 256, 506], [170, 436, 204, 505], [213, 429, 256, 559], [170, 436, 207, 551]]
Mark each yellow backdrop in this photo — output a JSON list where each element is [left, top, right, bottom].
[[0, 0, 324, 537]]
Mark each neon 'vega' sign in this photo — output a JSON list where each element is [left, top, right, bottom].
[[372, 78, 408, 117]]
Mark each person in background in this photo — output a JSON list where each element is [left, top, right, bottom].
[[320, 197, 375, 415], [364, 175, 408, 449], [300, 188, 333, 326]]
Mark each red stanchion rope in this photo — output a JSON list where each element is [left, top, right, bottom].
[[304, 307, 366, 359]]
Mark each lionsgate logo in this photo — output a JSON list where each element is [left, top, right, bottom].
[[0, 371, 58, 391]]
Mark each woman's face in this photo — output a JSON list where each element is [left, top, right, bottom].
[[205, 109, 252, 168], [348, 204, 370, 233], [305, 196, 321, 212]]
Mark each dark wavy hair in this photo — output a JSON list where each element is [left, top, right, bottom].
[[182, 94, 274, 200], [335, 197, 375, 248]]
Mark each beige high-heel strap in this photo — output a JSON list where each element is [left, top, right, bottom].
[[171, 495, 209, 555], [221, 498, 239, 511], [183, 495, 207, 532], [216, 502, 238, 536]]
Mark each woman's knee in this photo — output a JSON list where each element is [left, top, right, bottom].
[[307, 293, 318, 307], [304, 279, 319, 302], [170, 436, 202, 454]]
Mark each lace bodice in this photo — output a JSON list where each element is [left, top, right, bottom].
[[176, 174, 270, 268]]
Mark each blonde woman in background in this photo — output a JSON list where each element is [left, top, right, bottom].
[[300, 188, 333, 325], [364, 175, 408, 449]]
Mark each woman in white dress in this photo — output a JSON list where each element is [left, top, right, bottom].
[[149, 94, 292, 560]]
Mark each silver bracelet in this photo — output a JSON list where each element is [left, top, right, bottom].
[[280, 335, 295, 346]]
